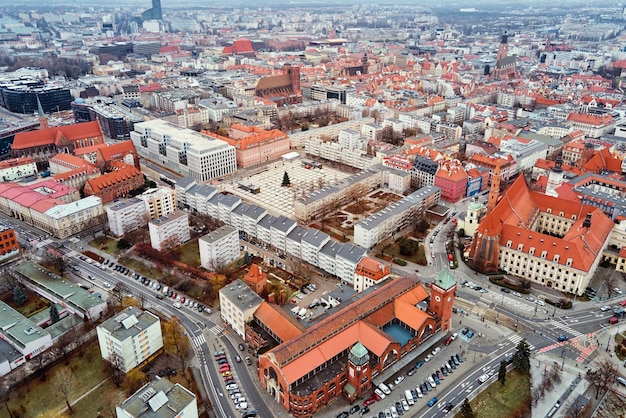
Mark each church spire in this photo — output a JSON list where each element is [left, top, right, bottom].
[[36, 95, 49, 130], [487, 163, 501, 214]]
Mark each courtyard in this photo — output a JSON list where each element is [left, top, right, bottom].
[[218, 157, 353, 218]]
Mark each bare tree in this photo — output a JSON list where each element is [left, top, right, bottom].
[[51, 331, 74, 365], [606, 272, 620, 298], [100, 390, 125, 418], [110, 282, 131, 305], [53, 368, 76, 414], [586, 359, 619, 399], [103, 355, 124, 388]]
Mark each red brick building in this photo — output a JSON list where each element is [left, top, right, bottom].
[[11, 121, 105, 169], [254, 64, 302, 106], [256, 274, 456, 416], [83, 162, 143, 203]]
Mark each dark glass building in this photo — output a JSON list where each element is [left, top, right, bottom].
[[0, 82, 73, 114]]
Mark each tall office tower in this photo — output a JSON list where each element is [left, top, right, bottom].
[[142, 0, 162, 21]]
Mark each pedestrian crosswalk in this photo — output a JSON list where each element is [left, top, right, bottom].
[[508, 334, 536, 351], [209, 325, 224, 335], [191, 334, 206, 349], [547, 320, 582, 338]]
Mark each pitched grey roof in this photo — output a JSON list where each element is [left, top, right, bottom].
[[272, 215, 297, 233], [242, 204, 267, 220], [175, 176, 196, 191], [336, 243, 367, 263], [301, 229, 330, 247], [257, 214, 276, 229], [319, 240, 343, 257]]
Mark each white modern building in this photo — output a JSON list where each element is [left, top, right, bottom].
[[148, 210, 190, 251], [335, 243, 367, 285], [130, 119, 237, 182], [219, 279, 263, 339], [199, 225, 239, 270], [300, 229, 330, 267], [116, 376, 198, 418], [97, 307, 163, 373], [106, 197, 146, 237]]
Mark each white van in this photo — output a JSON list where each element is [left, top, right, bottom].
[[378, 382, 391, 395], [617, 376, 626, 386], [404, 390, 414, 406]]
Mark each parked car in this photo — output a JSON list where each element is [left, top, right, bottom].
[[394, 375, 405, 385], [427, 397, 438, 407]]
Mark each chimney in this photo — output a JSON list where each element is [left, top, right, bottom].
[[582, 213, 592, 229]]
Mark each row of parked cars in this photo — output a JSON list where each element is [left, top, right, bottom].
[[215, 351, 257, 418], [358, 350, 463, 417]]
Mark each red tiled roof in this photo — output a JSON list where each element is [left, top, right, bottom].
[[84, 164, 141, 193], [476, 176, 613, 272], [12, 121, 103, 150], [97, 141, 138, 162], [253, 302, 304, 343], [567, 112, 613, 126]]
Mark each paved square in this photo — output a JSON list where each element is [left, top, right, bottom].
[[218, 159, 353, 218]]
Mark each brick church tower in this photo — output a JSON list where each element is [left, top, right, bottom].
[[345, 342, 372, 403], [429, 268, 456, 332]]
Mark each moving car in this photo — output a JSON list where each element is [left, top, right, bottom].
[[558, 335, 568, 342]]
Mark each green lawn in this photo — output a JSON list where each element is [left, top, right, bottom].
[[455, 370, 531, 418], [383, 242, 426, 265], [89, 236, 121, 256], [174, 240, 201, 268], [0, 341, 116, 418]]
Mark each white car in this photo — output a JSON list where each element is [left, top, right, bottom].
[[424, 354, 434, 362], [432, 347, 441, 356], [394, 375, 405, 385], [512, 292, 521, 297], [401, 399, 410, 411], [536, 300, 545, 306], [374, 388, 385, 399], [601, 305, 611, 312], [450, 333, 458, 341], [415, 387, 423, 398], [296, 294, 304, 300], [236, 402, 248, 410], [173, 302, 182, 309], [615, 288, 624, 295]]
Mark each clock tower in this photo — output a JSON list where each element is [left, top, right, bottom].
[[344, 342, 371, 403], [429, 268, 456, 331]]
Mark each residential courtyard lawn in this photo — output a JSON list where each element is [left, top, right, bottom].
[[174, 240, 201, 268], [89, 236, 121, 256], [455, 370, 531, 418], [0, 340, 110, 418]]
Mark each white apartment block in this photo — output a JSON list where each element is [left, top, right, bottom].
[[198, 97, 238, 122], [148, 210, 190, 251], [199, 225, 240, 270], [96, 307, 163, 373], [285, 226, 307, 258], [136, 187, 176, 220], [382, 169, 412, 195], [398, 114, 432, 134], [338, 129, 363, 150], [131, 119, 237, 182], [116, 377, 198, 418], [219, 279, 263, 339], [304, 136, 376, 170], [288, 118, 375, 148], [300, 229, 330, 267], [318, 241, 343, 276], [354, 186, 441, 250], [270, 215, 297, 252], [335, 243, 367, 285], [256, 214, 275, 244], [106, 197, 146, 237]]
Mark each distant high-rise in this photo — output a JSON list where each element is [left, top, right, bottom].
[[142, 0, 162, 21]]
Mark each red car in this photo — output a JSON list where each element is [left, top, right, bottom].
[[219, 365, 230, 373], [444, 336, 453, 346], [364, 397, 376, 406], [373, 392, 382, 401]]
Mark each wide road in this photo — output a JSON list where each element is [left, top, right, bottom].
[[59, 246, 271, 418]]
